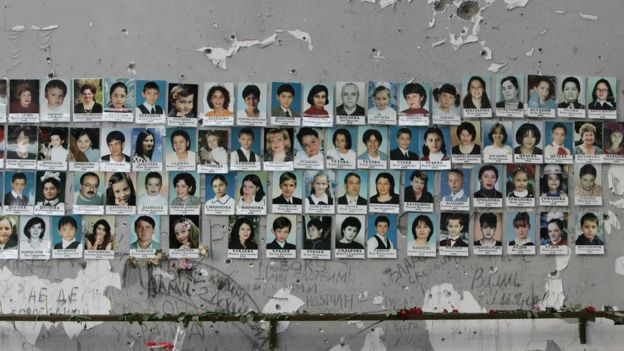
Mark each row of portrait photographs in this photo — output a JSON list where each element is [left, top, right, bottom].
[[225, 210, 605, 260], [1, 121, 623, 173], [0, 214, 201, 260], [0, 76, 616, 128], [0, 211, 603, 261], [0, 162, 608, 220]]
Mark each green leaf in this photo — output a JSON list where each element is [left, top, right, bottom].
[[526, 311, 533, 318], [553, 313, 562, 318]]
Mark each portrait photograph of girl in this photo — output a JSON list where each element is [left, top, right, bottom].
[[103, 79, 134, 121], [169, 215, 201, 258], [236, 172, 267, 215], [203, 83, 235, 126], [304, 170, 335, 214]]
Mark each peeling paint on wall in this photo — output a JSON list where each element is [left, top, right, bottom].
[[261, 287, 304, 333], [0, 261, 120, 347]]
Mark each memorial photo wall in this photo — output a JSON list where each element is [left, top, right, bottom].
[[0, 75, 619, 260]]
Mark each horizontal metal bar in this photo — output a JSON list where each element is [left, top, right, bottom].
[[0, 311, 615, 323]]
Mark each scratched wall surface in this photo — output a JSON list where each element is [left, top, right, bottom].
[[1, 0, 624, 350]]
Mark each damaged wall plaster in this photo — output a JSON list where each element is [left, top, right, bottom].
[[0, 0, 622, 350]]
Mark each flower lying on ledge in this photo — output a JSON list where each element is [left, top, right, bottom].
[[198, 244, 209, 257], [172, 258, 193, 271], [396, 306, 424, 320], [146, 341, 174, 350], [584, 306, 596, 313], [147, 250, 167, 266]]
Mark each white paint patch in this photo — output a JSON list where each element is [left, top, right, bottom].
[[615, 256, 624, 276], [260, 287, 304, 333], [539, 278, 565, 310], [373, 51, 386, 60], [526, 47, 535, 56], [330, 339, 352, 351], [30, 25, 59, 31], [10, 25, 26, 32], [423, 283, 484, 313], [449, 33, 479, 49], [361, 0, 376, 3], [198, 30, 312, 69], [487, 62, 507, 72], [609, 199, 624, 209], [555, 250, 571, 272], [0, 261, 120, 346], [555, 10, 567, 14], [379, 0, 397, 8], [604, 210, 620, 236], [357, 291, 369, 301], [260, 33, 277, 47], [288, 29, 314, 51], [423, 283, 581, 350], [371, 292, 384, 305], [431, 39, 446, 47], [504, 0, 530, 10], [153, 267, 175, 281], [579, 12, 598, 21], [428, 16, 436, 28], [347, 320, 365, 329], [360, 328, 386, 351]]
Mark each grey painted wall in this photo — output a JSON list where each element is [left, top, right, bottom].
[[1, 0, 624, 350]]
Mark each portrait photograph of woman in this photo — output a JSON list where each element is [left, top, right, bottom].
[[82, 216, 115, 254], [73, 79, 103, 121], [357, 127, 388, 169], [334, 215, 366, 259], [131, 128, 163, 171], [495, 75, 524, 117], [228, 216, 259, 259], [556, 75, 586, 118], [462, 75, 492, 118], [169, 171, 202, 214], [451, 121, 481, 163], [406, 213, 436, 257], [166, 127, 197, 171], [9, 79, 40, 119], [69, 128, 100, 168], [236, 83, 267, 126], [587, 77, 616, 118], [574, 121, 603, 163], [19, 216, 50, 260], [527, 75, 556, 117], [482, 121, 513, 164]]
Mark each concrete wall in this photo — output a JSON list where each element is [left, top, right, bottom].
[[1, 0, 624, 350]]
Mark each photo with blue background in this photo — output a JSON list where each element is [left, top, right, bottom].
[[367, 214, 397, 247], [136, 80, 167, 109]]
